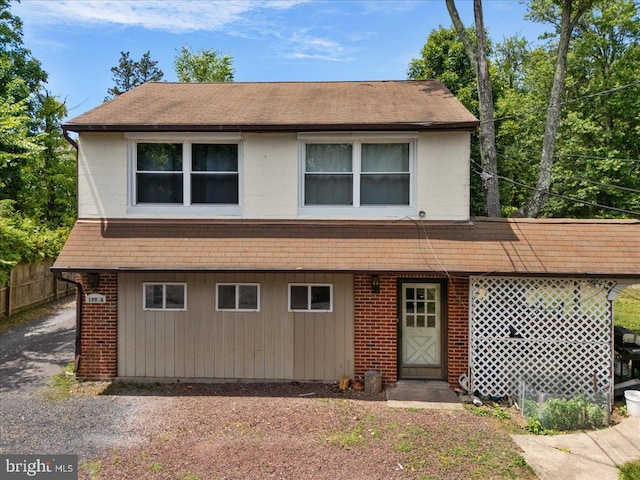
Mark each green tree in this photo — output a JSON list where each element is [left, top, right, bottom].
[[516, 0, 595, 217], [446, 0, 501, 217], [106, 50, 163, 100], [0, 0, 47, 103], [173, 46, 234, 83], [408, 26, 478, 113], [542, 0, 640, 217], [495, 0, 639, 218], [29, 91, 76, 226]]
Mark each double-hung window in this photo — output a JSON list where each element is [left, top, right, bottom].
[[128, 134, 241, 215], [300, 134, 416, 215]]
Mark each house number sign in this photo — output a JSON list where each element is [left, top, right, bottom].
[[85, 293, 106, 304]]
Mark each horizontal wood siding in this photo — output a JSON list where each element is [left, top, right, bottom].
[[117, 273, 354, 381]]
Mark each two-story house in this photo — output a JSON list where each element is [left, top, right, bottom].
[[54, 81, 640, 403]]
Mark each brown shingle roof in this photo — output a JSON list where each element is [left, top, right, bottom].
[[62, 81, 479, 132], [53, 218, 640, 278]]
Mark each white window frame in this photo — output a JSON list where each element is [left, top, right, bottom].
[[126, 133, 243, 216], [298, 132, 418, 216], [215, 283, 261, 312], [288, 283, 333, 313], [143, 282, 187, 311]]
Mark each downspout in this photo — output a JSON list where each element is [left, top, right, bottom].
[[59, 127, 82, 373], [55, 272, 83, 373], [62, 127, 78, 150]]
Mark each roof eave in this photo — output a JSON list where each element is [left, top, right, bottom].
[[61, 121, 480, 134]]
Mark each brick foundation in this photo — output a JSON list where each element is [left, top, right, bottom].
[[73, 271, 469, 385], [354, 273, 469, 388], [76, 272, 117, 380]]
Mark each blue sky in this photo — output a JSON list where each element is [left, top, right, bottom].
[[13, 0, 548, 118]]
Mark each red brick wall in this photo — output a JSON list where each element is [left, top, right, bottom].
[[76, 272, 117, 380], [447, 276, 469, 386], [354, 273, 469, 388]]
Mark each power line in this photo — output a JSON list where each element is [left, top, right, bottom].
[[555, 152, 640, 163], [499, 146, 640, 164], [471, 160, 640, 217], [493, 80, 640, 122], [494, 150, 640, 195]]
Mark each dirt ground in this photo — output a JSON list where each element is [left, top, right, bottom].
[[82, 382, 536, 480]]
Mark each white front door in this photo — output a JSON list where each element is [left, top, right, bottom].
[[399, 283, 443, 379]]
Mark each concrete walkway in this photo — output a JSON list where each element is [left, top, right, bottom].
[[386, 380, 463, 409], [512, 416, 640, 480]]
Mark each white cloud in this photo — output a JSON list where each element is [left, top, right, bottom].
[[15, 0, 307, 34], [283, 29, 354, 62], [15, 0, 357, 63]]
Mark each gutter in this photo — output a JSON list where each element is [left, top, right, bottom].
[[62, 127, 78, 150], [54, 272, 83, 373]]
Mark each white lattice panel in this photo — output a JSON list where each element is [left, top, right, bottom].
[[470, 276, 615, 399]]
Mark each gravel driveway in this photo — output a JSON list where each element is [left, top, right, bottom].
[[0, 300, 534, 479], [0, 299, 160, 459]]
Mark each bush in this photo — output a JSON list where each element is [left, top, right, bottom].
[[0, 204, 70, 283], [522, 394, 606, 432]]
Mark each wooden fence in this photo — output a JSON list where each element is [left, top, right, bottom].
[[0, 260, 75, 318]]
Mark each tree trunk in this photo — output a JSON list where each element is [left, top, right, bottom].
[[517, 0, 593, 217], [446, 0, 501, 217]]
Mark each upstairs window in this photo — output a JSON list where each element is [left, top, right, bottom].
[[192, 144, 239, 204], [360, 143, 410, 205], [136, 143, 183, 204], [128, 134, 241, 213], [300, 135, 415, 212]]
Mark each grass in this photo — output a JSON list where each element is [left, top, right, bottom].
[[619, 459, 640, 480], [80, 460, 102, 480], [615, 287, 640, 334], [45, 362, 75, 401]]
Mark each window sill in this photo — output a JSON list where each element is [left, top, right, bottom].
[[298, 206, 416, 217], [128, 205, 243, 216]]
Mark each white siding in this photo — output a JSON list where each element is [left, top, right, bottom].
[[418, 131, 470, 221], [77, 132, 128, 218], [77, 130, 470, 220], [117, 272, 355, 382], [243, 133, 299, 218]]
